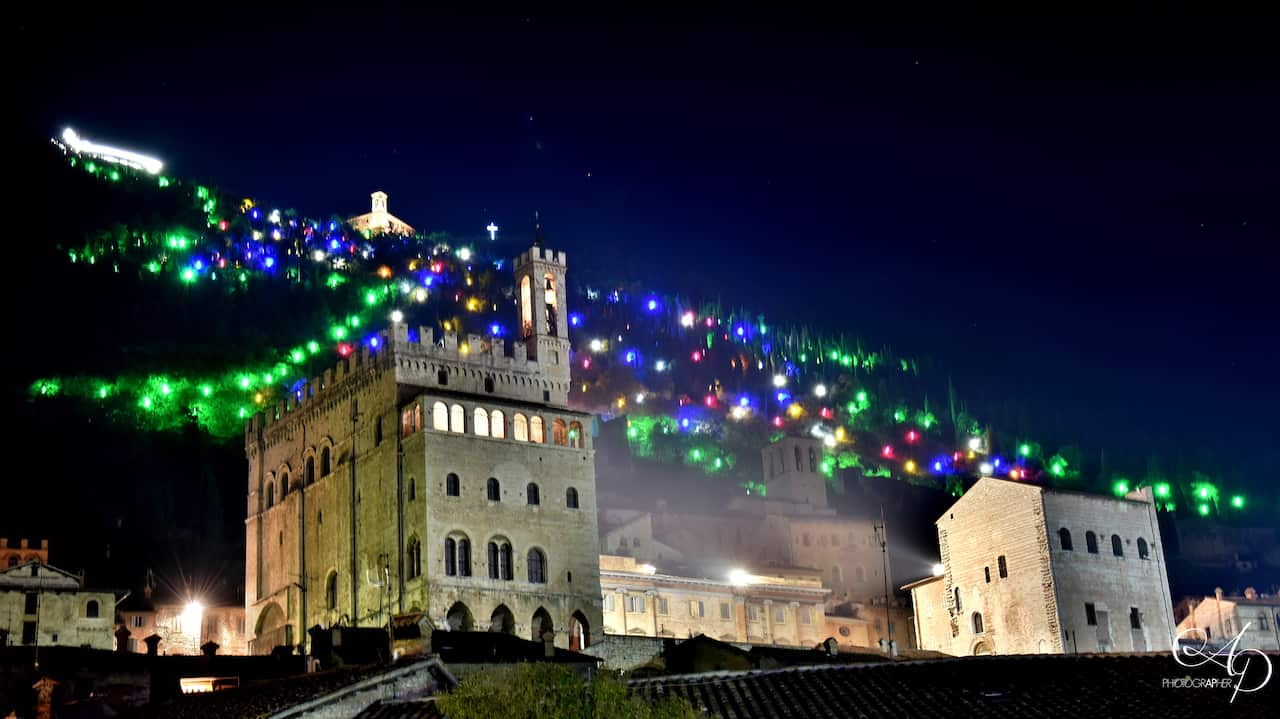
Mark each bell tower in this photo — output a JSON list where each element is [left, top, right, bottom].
[[761, 436, 829, 510], [513, 240, 571, 383]]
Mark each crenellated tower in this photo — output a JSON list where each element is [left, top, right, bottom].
[[513, 244, 571, 382]]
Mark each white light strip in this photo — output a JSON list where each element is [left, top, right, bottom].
[[60, 127, 164, 174]]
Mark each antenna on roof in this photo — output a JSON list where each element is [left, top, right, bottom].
[[533, 210, 543, 247]]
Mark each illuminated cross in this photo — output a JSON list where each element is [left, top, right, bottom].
[[486, 222, 499, 241]]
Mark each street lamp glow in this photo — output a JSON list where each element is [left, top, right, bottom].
[[772, 374, 787, 388], [931, 563, 945, 576], [967, 437, 982, 451], [390, 310, 404, 323], [979, 462, 993, 475], [179, 601, 204, 637], [813, 383, 827, 398], [728, 569, 752, 586]]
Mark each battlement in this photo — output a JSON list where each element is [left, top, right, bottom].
[[0, 538, 49, 550], [515, 246, 567, 267]]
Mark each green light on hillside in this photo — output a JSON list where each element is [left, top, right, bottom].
[[1231, 495, 1245, 509], [365, 291, 378, 306], [1112, 480, 1129, 496], [140, 396, 153, 410], [856, 391, 868, 403], [690, 449, 703, 461], [180, 268, 196, 283], [291, 350, 305, 363], [893, 409, 905, 423], [1197, 504, 1210, 516], [307, 341, 320, 354], [1154, 483, 1171, 498], [239, 376, 251, 389], [200, 385, 212, 397], [1018, 444, 1031, 456]]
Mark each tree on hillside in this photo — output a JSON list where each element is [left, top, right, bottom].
[[435, 663, 698, 719]]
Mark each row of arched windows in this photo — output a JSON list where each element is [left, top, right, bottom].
[[264, 445, 335, 511], [429, 402, 585, 448], [438, 533, 547, 584], [1058, 528, 1150, 560], [443, 472, 580, 508]]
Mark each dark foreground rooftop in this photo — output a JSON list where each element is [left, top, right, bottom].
[[630, 652, 1277, 719]]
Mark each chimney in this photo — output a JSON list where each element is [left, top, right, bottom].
[[144, 634, 162, 657], [1244, 587, 1257, 600], [1215, 587, 1224, 600], [115, 626, 132, 653], [201, 641, 220, 658]]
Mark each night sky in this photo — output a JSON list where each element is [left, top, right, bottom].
[[22, 9, 1279, 485]]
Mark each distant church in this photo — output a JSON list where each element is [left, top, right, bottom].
[[348, 191, 416, 237], [244, 242, 602, 653]]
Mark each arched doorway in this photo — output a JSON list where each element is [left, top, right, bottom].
[[972, 640, 994, 656], [446, 602, 474, 631], [531, 607, 554, 642], [252, 603, 289, 655], [490, 604, 515, 634], [569, 610, 590, 651]]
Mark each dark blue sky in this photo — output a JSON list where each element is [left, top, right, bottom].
[[25, 10, 1278, 482]]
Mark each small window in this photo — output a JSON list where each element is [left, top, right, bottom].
[[487, 542, 500, 580], [1085, 531, 1098, 554], [487, 478, 501, 502], [86, 600, 99, 618], [491, 410, 506, 439], [474, 407, 490, 437], [998, 555, 1008, 578], [446, 473, 460, 497], [527, 483, 541, 505], [773, 606, 786, 624], [325, 572, 338, 610], [530, 416, 545, 443], [527, 548, 547, 584], [320, 447, 331, 477], [954, 587, 962, 613], [808, 447, 817, 472], [407, 537, 422, 579], [627, 595, 645, 613], [458, 539, 471, 577], [566, 487, 580, 509], [1258, 613, 1269, 631], [375, 416, 383, 446], [280, 473, 289, 496], [408, 479, 416, 501], [794, 446, 802, 471], [500, 543, 513, 580], [132, 615, 144, 628], [449, 404, 465, 433], [603, 594, 615, 611], [1129, 607, 1141, 630], [514, 413, 529, 442], [568, 421, 585, 449], [432, 402, 448, 431], [403, 403, 423, 437], [720, 602, 732, 620], [484, 377, 495, 393], [1137, 538, 1149, 559], [690, 600, 705, 618], [552, 419, 569, 446], [984, 566, 991, 583], [438, 369, 448, 386], [972, 612, 984, 634], [1059, 527, 1073, 551], [1111, 534, 1124, 557], [747, 604, 762, 622], [657, 597, 669, 615], [305, 457, 315, 485], [799, 607, 813, 625], [1085, 602, 1097, 626], [445, 538, 457, 577], [265, 482, 275, 509]]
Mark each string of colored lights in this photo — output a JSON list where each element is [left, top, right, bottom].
[[31, 145, 1251, 517]]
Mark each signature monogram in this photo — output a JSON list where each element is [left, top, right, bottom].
[[1173, 623, 1273, 703]]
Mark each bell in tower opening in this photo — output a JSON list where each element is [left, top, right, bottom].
[[544, 274, 559, 337]]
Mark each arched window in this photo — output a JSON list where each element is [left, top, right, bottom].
[[488, 542, 500, 579], [568, 421, 584, 449], [552, 419, 568, 446], [1086, 531, 1099, 554], [474, 408, 490, 437], [86, 600, 99, 618], [527, 483, 541, 505], [1111, 534, 1124, 557], [808, 448, 817, 472], [1137, 538, 1149, 559], [407, 537, 422, 579], [972, 612, 984, 634], [305, 457, 315, 485], [484, 377, 495, 393], [458, 538, 471, 577], [491, 410, 506, 439], [402, 403, 423, 436], [566, 487, 580, 509], [446, 473, 460, 497], [954, 587, 962, 612], [487, 478, 501, 502], [320, 447, 331, 477], [528, 549, 547, 584], [543, 273, 559, 336], [520, 275, 533, 338], [488, 540, 513, 580], [325, 572, 338, 610], [500, 543, 513, 580], [794, 446, 802, 471], [514, 413, 529, 442], [530, 416, 545, 443], [1059, 527, 1073, 551], [437, 369, 449, 386], [281, 473, 289, 496], [445, 537, 457, 576], [998, 555, 1008, 578], [432, 402, 448, 431], [266, 482, 275, 509], [449, 404, 465, 433]]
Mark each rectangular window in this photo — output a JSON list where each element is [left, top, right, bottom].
[[1129, 607, 1142, 630], [799, 607, 813, 625], [773, 606, 786, 624], [132, 616, 145, 628], [748, 605, 763, 622], [656, 597, 669, 615], [401, 404, 421, 437], [689, 600, 705, 618], [720, 602, 732, 620], [24, 593, 38, 615], [22, 622, 37, 645], [1085, 602, 1097, 626], [997, 555, 1008, 578], [603, 594, 615, 612], [626, 595, 645, 613]]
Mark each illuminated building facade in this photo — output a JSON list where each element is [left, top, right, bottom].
[[347, 191, 416, 237], [0, 560, 116, 650], [909, 477, 1176, 656], [244, 244, 602, 654]]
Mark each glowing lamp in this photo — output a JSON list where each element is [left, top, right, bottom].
[[639, 563, 657, 575], [730, 406, 747, 420], [1154, 483, 1171, 498], [979, 462, 993, 475], [967, 437, 982, 451], [691, 351, 702, 362], [313, 250, 327, 262], [457, 247, 472, 261], [1197, 504, 1210, 516], [582, 358, 591, 369], [823, 435, 835, 448], [787, 403, 803, 418], [680, 311, 695, 327], [625, 350, 636, 363], [218, 220, 229, 231], [882, 445, 894, 458], [179, 601, 204, 636], [589, 339, 604, 352], [1113, 480, 1130, 496], [906, 430, 918, 442], [772, 374, 787, 388], [931, 563, 945, 576], [646, 298, 658, 311], [569, 313, 583, 327], [680, 418, 691, 430], [390, 310, 404, 324], [1018, 444, 1031, 456], [855, 391, 868, 403], [728, 569, 752, 586], [772, 416, 784, 428], [813, 384, 827, 398], [933, 461, 943, 472], [1231, 495, 1245, 509], [820, 407, 833, 419], [905, 459, 917, 473], [635, 393, 645, 404], [704, 395, 715, 408], [654, 360, 667, 372], [1197, 487, 1210, 499]]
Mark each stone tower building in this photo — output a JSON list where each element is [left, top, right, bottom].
[[244, 244, 602, 654]]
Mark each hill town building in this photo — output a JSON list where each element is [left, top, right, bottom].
[[0, 560, 116, 650], [347, 191, 415, 237], [1175, 587, 1280, 651], [1, 538, 49, 569], [244, 243, 602, 654], [907, 476, 1176, 656]]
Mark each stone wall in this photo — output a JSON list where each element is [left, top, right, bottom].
[[579, 634, 665, 670]]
